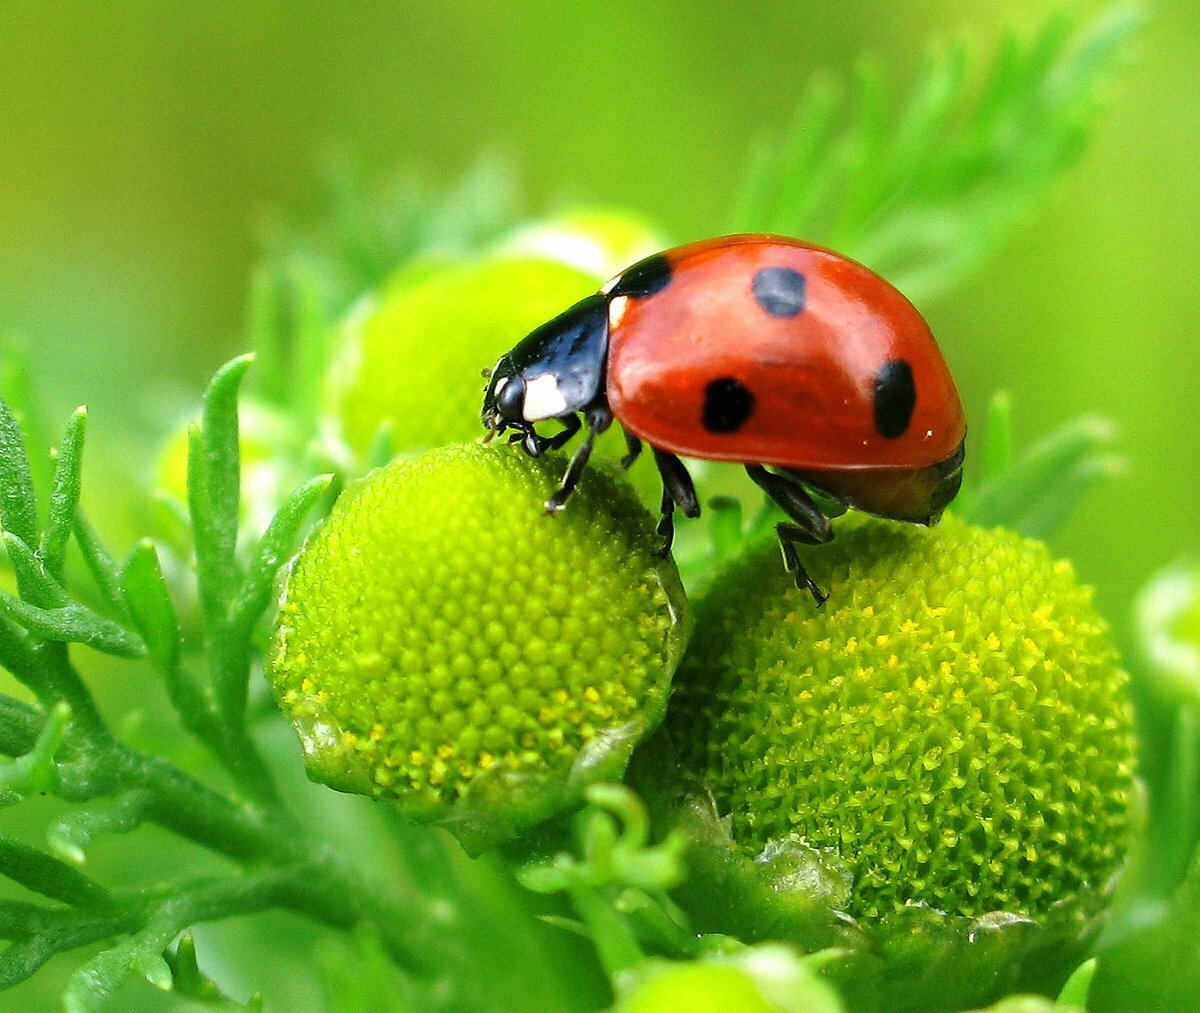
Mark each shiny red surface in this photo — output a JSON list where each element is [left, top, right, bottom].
[[605, 235, 966, 470]]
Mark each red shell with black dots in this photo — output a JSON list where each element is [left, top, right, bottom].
[[603, 235, 966, 472]]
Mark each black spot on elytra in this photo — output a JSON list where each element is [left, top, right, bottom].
[[873, 359, 916, 438], [609, 254, 672, 299], [702, 377, 756, 433], [752, 266, 806, 317]]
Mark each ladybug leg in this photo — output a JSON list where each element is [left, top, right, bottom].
[[775, 524, 830, 606], [744, 466, 834, 543], [545, 412, 582, 452], [545, 406, 612, 513], [745, 465, 833, 604], [621, 430, 643, 470], [652, 449, 700, 557]]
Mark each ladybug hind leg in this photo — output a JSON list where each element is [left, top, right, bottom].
[[745, 465, 834, 605], [545, 405, 613, 513], [652, 449, 700, 557]]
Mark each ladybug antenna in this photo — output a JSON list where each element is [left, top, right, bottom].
[[480, 366, 492, 379]]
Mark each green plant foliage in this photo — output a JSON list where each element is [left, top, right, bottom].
[[3, 4, 1184, 1011], [733, 5, 1144, 302]]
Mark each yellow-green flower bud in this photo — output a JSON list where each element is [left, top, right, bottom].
[[498, 207, 667, 281], [663, 514, 1135, 921], [1136, 560, 1200, 703], [614, 945, 844, 1013], [268, 442, 689, 853], [328, 255, 598, 457]]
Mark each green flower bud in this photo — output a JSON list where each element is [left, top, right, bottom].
[[637, 515, 1136, 1008], [498, 207, 667, 280], [614, 945, 844, 1013], [268, 442, 689, 854], [665, 515, 1134, 921], [1136, 560, 1200, 704], [328, 255, 598, 456]]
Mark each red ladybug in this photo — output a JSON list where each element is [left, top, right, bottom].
[[482, 235, 966, 602]]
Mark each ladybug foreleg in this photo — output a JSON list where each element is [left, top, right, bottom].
[[544, 405, 612, 513], [651, 449, 700, 557], [545, 412, 582, 451]]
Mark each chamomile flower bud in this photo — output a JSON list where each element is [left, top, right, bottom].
[[327, 255, 598, 457], [498, 207, 667, 280], [664, 515, 1135, 922], [614, 945, 843, 1013], [268, 442, 689, 854], [1135, 560, 1200, 703]]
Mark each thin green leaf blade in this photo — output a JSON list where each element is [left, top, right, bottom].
[[191, 355, 254, 583], [978, 391, 1015, 485], [0, 834, 112, 910], [2, 531, 70, 608], [246, 263, 286, 404], [41, 406, 88, 581], [732, 4, 1144, 303], [0, 694, 42, 758], [957, 415, 1120, 538], [234, 474, 333, 633], [72, 514, 129, 618], [0, 395, 39, 547], [120, 540, 181, 671], [0, 591, 146, 658]]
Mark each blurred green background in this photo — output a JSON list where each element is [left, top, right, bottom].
[[1, 1, 1197, 623], [1, 2, 1198, 1009]]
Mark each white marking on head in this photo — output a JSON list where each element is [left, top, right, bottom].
[[492, 375, 509, 398], [522, 374, 570, 420], [608, 295, 630, 329]]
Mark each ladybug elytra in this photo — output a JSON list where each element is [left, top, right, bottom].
[[481, 234, 966, 603]]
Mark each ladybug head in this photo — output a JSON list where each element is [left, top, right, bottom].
[[481, 356, 527, 434]]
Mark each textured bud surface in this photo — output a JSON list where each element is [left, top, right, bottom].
[[269, 442, 689, 852], [665, 515, 1134, 919], [329, 255, 598, 455]]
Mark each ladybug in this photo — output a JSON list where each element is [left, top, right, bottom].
[[481, 235, 966, 603]]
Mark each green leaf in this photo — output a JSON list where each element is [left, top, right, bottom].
[[957, 414, 1121, 539], [120, 540, 181, 672], [47, 790, 153, 865], [1056, 957, 1096, 1007], [287, 263, 330, 438], [163, 931, 220, 1001], [246, 264, 287, 406], [40, 406, 88, 582], [72, 514, 130, 619], [1090, 843, 1200, 1012], [3, 531, 70, 609], [233, 473, 333, 635], [0, 339, 53, 498], [189, 355, 253, 617], [0, 590, 146, 658], [0, 394, 39, 548], [63, 922, 177, 1013], [732, 4, 1145, 303], [977, 392, 1015, 487], [0, 834, 113, 910], [0, 702, 70, 802], [0, 694, 42, 758]]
